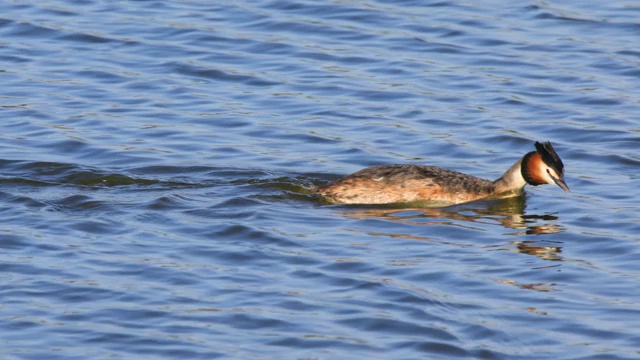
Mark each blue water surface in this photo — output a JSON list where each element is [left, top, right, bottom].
[[1, 1, 640, 359]]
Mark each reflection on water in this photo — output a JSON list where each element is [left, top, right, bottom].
[[511, 241, 562, 261], [336, 196, 527, 224], [333, 195, 565, 262], [498, 279, 558, 293]]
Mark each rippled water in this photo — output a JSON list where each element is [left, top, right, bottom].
[[2, 1, 640, 359]]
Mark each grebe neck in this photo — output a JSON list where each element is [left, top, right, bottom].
[[492, 157, 527, 194]]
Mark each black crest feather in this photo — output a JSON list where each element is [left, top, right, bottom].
[[535, 141, 564, 175]]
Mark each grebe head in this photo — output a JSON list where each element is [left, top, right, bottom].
[[521, 141, 570, 192]]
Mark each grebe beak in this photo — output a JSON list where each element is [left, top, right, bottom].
[[552, 176, 570, 192]]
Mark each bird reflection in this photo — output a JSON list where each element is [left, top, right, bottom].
[[333, 195, 565, 262]]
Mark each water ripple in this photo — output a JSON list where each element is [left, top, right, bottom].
[[1, 1, 640, 359]]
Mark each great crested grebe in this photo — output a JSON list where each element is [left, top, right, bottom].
[[315, 141, 569, 206]]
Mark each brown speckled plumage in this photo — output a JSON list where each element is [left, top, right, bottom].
[[315, 141, 569, 206], [316, 165, 496, 204]]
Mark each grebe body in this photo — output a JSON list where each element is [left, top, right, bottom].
[[315, 141, 569, 205]]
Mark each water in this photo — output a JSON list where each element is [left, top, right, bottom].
[[1, 1, 640, 359]]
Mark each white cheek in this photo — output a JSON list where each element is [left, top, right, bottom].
[[544, 168, 560, 184]]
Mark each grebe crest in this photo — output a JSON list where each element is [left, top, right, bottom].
[[316, 141, 569, 205]]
